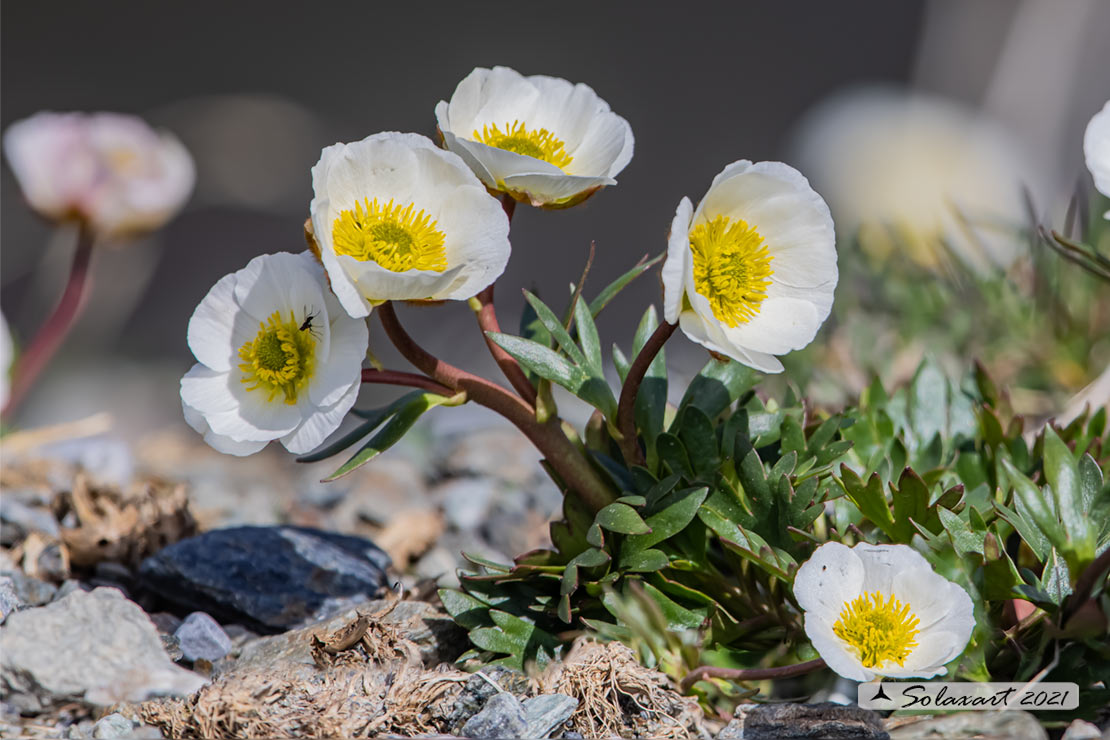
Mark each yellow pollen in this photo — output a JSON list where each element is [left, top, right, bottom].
[[238, 310, 316, 404], [690, 215, 774, 327], [472, 120, 573, 171], [832, 591, 921, 669], [332, 198, 447, 273]]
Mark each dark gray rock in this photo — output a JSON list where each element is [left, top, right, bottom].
[[0, 587, 207, 712], [745, 703, 888, 740], [523, 693, 578, 739], [137, 526, 391, 632], [0, 569, 57, 606], [159, 633, 183, 662], [174, 612, 232, 662], [717, 717, 745, 739], [446, 667, 531, 734], [462, 692, 527, 739]]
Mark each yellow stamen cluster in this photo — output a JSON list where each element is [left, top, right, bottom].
[[238, 310, 316, 404], [833, 591, 921, 668], [332, 198, 447, 273], [472, 120, 573, 171], [690, 215, 774, 327]]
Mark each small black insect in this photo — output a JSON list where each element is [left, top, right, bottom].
[[299, 307, 321, 338]]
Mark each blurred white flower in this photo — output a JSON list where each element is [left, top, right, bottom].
[[309, 132, 510, 319], [3, 112, 194, 238], [180, 252, 367, 456], [435, 66, 633, 208], [662, 160, 837, 373], [792, 87, 1032, 272], [794, 542, 975, 682], [0, 313, 12, 409], [1084, 100, 1110, 219]]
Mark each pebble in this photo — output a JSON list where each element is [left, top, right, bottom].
[[0, 576, 23, 622], [462, 692, 528, 739], [174, 612, 232, 663], [0, 569, 58, 606], [522, 693, 579, 739], [438, 477, 499, 532], [90, 713, 134, 739], [888, 710, 1047, 740], [744, 702, 889, 740], [137, 526, 391, 632], [0, 497, 61, 542], [1061, 719, 1103, 740], [0, 587, 206, 712]]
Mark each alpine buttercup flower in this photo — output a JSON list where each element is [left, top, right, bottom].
[[435, 66, 633, 207], [3, 111, 194, 238], [180, 251, 367, 456], [309, 132, 511, 319], [794, 542, 975, 682], [1084, 100, 1110, 219], [662, 160, 837, 373]]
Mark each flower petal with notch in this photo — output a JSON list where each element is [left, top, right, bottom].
[[180, 251, 367, 456], [3, 111, 194, 238], [1084, 99, 1110, 220], [793, 542, 975, 682], [309, 132, 511, 319], [661, 160, 837, 373], [435, 66, 633, 208]]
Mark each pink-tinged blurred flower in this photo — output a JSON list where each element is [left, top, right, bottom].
[[0, 313, 12, 410], [3, 112, 194, 238], [1084, 100, 1110, 219]]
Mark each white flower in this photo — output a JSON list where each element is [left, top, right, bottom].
[[791, 87, 1032, 272], [1084, 100, 1110, 219], [435, 66, 634, 208], [180, 251, 367, 456], [661, 160, 837, 374], [794, 542, 975, 682], [3, 112, 194, 238], [309, 132, 511, 319], [0, 313, 12, 410]]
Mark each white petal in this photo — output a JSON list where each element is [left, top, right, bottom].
[[453, 136, 565, 181], [662, 197, 693, 324], [571, 112, 634, 178], [853, 543, 932, 595], [281, 380, 361, 455], [804, 617, 874, 683], [233, 252, 326, 327], [182, 400, 267, 456], [440, 129, 496, 187], [882, 629, 961, 678], [677, 311, 784, 373], [501, 172, 614, 206], [715, 296, 822, 355], [187, 271, 249, 372], [793, 542, 865, 617], [0, 313, 13, 409], [308, 300, 368, 408], [1084, 100, 1110, 202]]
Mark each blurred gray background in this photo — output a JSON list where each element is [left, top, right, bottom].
[[2, 0, 1108, 433]]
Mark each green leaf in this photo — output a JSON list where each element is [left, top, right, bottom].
[[677, 406, 718, 479], [622, 486, 709, 558], [938, 508, 984, 556], [676, 357, 756, 421], [324, 392, 452, 480], [523, 290, 588, 367], [596, 503, 652, 535], [632, 307, 668, 456], [438, 589, 490, 630], [1003, 458, 1067, 552], [298, 391, 423, 462], [994, 499, 1051, 562], [489, 332, 617, 417], [612, 344, 631, 383], [573, 291, 603, 377], [837, 466, 898, 540], [656, 433, 693, 479], [640, 582, 706, 630], [588, 252, 664, 317], [1043, 426, 1093, 557], [623, 549, 670, 572]]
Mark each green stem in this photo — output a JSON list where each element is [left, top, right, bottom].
[[679, 658, 826, 693], [616, 320, 677, 465], [377, 301, 614, 513]]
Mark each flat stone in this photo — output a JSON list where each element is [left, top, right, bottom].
[[0, 497, 60, 539], [174, 612, 232, 663], [717, 717, 745, 739], [745, 702, 888, 740], [523, 693, 578, 739], [137, 526, 391, 632], [888, 710, 1047, 740], [462, 692, 527, 739], [1060, 720, 1102, 740], [91, 713, 134, 739], [0, 569, 58, 606], [0, 587, 206, 712]]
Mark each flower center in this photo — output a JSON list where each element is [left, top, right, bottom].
[[832, 591, 921, 669], [690, 215, 774, 327], [332, 198, 447, 273], [238, 310, 316, 404], [472, 120, 573, 171]]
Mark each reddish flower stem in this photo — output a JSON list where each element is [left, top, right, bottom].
[[361, 368, 454, 397], [3, 225, 96, 419], [616, 320, 677, 465], [679, 658, 827, 693], [378, 301, 614, 513]]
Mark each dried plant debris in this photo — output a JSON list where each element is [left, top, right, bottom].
[[538, 639, 704, 740]]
